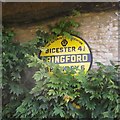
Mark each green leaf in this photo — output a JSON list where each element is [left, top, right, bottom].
[[71, 9, 81, 16], [16, 106, 26, 114], [53, 106, 65, 117], [48, 89, 56, 96], [9, 83, 24, 96], [63, 32, 72, 39], [102, 111, 110, 118], [33, 71, 46, 81], [52, 28, 61, 35]]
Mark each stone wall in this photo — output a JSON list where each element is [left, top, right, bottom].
[[75, 10, 118, 67], [11, 10, 118, 68]]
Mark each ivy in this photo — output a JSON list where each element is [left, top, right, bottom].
[[15, 55, 120, 119], [51, 19, 80, 38], [36, 17, 80, 46], [2, 29, 39, 119], [2, 12, 120, 119]]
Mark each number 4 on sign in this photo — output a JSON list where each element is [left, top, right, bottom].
[[78, 46, 85, 51]]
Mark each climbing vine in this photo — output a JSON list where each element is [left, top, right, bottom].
[[2, 29, 39, 118], [2, 15, 80, 119], [14, 52, 120, 119], [2, 14, 120, 119]]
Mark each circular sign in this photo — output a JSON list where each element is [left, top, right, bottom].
[[39, 35, 92, 72]]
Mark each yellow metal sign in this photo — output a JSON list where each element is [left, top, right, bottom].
[[39, 35, 92, 72]]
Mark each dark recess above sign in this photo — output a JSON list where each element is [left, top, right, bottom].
[[2, 2, 118, 25]]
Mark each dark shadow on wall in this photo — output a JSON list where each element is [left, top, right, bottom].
[[2, 2, 118, 26]]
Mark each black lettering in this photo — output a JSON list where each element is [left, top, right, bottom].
[[64, 47, 67, 52], [50, 48, 52, 53], [70, 65, 79, 69], [68, 47, 71, 52], [78, 46, 82, 51], [60, 47, 63, 52], [56, 48, 59, 53], [45, 49, 49, 53], [81, 65, 85, 70], [47, 57, 51, 62], [72, 47, 76, 52], [52, 48, 55, 53]]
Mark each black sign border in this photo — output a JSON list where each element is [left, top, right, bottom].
[[72, 34, 93, 71]]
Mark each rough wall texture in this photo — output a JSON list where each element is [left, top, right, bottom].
[[74, 11, 118, 67], [11, 10, 118, 68]]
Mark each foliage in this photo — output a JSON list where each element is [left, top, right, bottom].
[[2, 13, 120, 120], [36, 18, 80, 46], [51, 19, 80, 39], [2, 15, 80, 119], [15, 54, 120, 119], [2, 29, 39, 118]]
